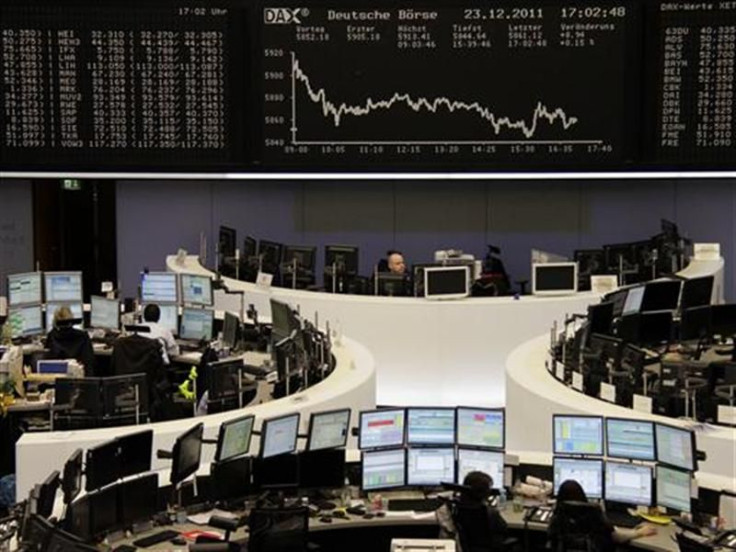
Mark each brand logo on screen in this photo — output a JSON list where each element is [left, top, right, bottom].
[[264, 7, 307, 24]]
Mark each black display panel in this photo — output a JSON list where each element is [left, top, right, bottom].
[[261, 1, 640, 169], [0, 0, 249, 171]]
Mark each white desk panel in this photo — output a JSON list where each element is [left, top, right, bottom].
[[15, 337, 376, 500], [168, 255, 600, 407], [506, 334, 736, 492]]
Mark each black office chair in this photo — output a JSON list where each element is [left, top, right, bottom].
[[548, 501, 615, 552], [248, 506, 310, 552], [451, 500, 513, 552], [110, 335, 167, 421]]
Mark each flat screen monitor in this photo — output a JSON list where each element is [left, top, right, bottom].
[[603, 288, 630, 319], [243, 236, 257, 258], [205, 357, 243, 403], [258, 239, 284, 272], [85, 439, 121, 491], [532, 263, 578, 296], [638, 311, 674, 346], [456, 407, 504, 449], [62, 449, 83, 504], [359, 409, 406, 450], [44, 272, 83, 303], [407, 408, 456, 445], [270, 299, 293, 341], [622, 286, 645, 316], [145, 303, 178, 335], [711, 304, 736, 338], [140, 272, 178, 304], [36, 471, 60, 518], [216, 415, 255, 462], [283, 245, 317, 272], [553, 415, 604, 456], [45, 302, 84, 331], [170, 423, 204, 485], [325, 245, 359, 274], [260, 413, 300, 458], [587, 303, 614, 336], [362, 448, 406, 491], [680, 306, 712, 341], [210, 456, 253, 501], [376, 273, 410, 297], [117, 430, 153, 479], [553, 457, 603, 499], [655, 423, 696, 471], [605, 462, 652, 506], [118, 474, 159, 528], [424, 266, 470, 300], [219, 226, 237, 258], [253, 454, 299, 490], [102, 374, 149, 420], [407, 447, 456, 487], [641, 280, 682, 312], [299, 449, 346, 489], [656, 465, 691, 514], [37, 360, 69, 375], [308, 408, 351, 451], [7, 272, 42, 305], [680, 276, 714, 310], [457, 448, 504, 490], [180, 274, 213, 306], [222, 311, 240, 349], [179, 307, 214, 341], [88, 484, 119, 537], [7, 304, 44, 338], [605, 418, 655, 461], [67, 495, 91, 541], [54, 378, 102, 417], [90, 296, 119, 331]]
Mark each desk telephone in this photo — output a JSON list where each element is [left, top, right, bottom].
[[524, 506, 553, 524], [713, 530, 736, 549]]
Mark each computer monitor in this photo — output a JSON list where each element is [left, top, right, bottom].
[[361, 448, 406, 491], [680, 306, 712, 341], [85, 439, 121, 491], [253, 453, 299, 490], [221, 311, 240, 349], [170, 423, 204, 485], [424, 266, 470, 300], [604, 242, 639, 271], [656, 465, 691, 514], [299, 449, 346, 489], [711, 304, 736, 338], [117, 429, 153, 479], [45, 302, 84, 331], [603, 288, 630, 319], [588, 334, 623, 367], [7, 272, 42, 305], [118, 474, 158, 528], [553, 415, 604, 456], [44, 272, 83, 303], [215, 415, 255, 462], [36, 471, 61, 518], [258, 239, 284, 272], [359, 409, 406, 450], [587, 303, 614, 337], [604, 462, 652, 506], [36, 360, 70, 375], [243, 236, 257, 258], [62, 449, 83, 504], [90, 296, 119, 331], [532, 263, 578, 296], [283, 245, 317, 272], [88, 483, 119, 537], [205, 357, 243, 405], [407, 408, 456, 445], [456, 448, 504, 489], [325, 245, 359, 275], [140, 272, 178, 304], [622, 286, 645, 316], [180, 274, 213, 306], [179, 307, 214, 341], [260, 413, 300, 458], [680, 276, 714, 310], [145, 303, 178, 335], [407, 447, 456, 487], [375, 273, 410, 297], [7, 304, 44, 338], [270, 298, 293, 341], [641, 280, 682, 312], [219, 226, 237, 258], [54, 378, 102, 418], [456, 407, 504, 449], [210, 456, 253, 501], [638, 311, 674, 346], [553, 457, 603, 499], [655, 423, 696, 471], [605, 418, 655, 461], [101, 374, 149, 421], [308, 408, 351, 451]]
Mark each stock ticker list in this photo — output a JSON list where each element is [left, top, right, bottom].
[[0, 4, 240, 169], [656, 2, 736, 164], [261, 3, 638, 167]]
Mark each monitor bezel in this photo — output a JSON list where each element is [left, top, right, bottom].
[[532, 262, 578, 296], [455, 406, 506, 450], [456, 447, 505, 489], [7, 271, 43, 306], [215, 414, 255, 462], [552, 456, 604, 499], [552, 414, 604, 457], [360, 447, 407, 492], [90, 295, 120, 331], [8, 304, 45, 338], [604, 417, 656, 462], [43, 271, 84, 303], [62, 449, 83, 504], [406, 446, 457, 487], [654, 422, 697, 471], [423, 265, 470, 300], [139, 271, 179, 304], [307, 408, 352, 451], [358, 408, 406, 451], [406, 407, 457, 446], [655, 464, 692, 514], [170, 422, 204, 485], [179, 306, 214, 341], [604, 460, 653, 507], [180, 273, 214, 307], [259, 412, 301, 459]]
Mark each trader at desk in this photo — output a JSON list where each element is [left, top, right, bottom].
[[46, 305, 94, 376], [386, 250, 408, 276], [139, 304, 180, 364]]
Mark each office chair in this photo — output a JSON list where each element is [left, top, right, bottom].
[[548, 501, 615, 552], [450, 500, 515, 552], [110, 335, 167, 421], [248, 506, 310, 552]]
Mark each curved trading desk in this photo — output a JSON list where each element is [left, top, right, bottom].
[[15, 336, 376, 500], [505, 334, 736, 492], [167, 255, 601, 407]]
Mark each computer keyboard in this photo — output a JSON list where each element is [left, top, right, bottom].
[[132, 529, 181, 548], [606, 510, 641, 528], [387, 498, 442, 512]]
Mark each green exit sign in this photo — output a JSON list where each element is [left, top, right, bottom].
[[61, 179, 82, 191]]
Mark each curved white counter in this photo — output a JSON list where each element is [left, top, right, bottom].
[[506, 334, 736, 492], [167, 255, 601, 407], [15, 336, 376, 500]]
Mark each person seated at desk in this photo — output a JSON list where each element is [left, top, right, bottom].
[[453, 471, 508, 552], [46, 305, 94, 376], [139, 304, 179, 365], [548, 480, 656, 552], [383, 250, 407, 276], [375, 250, 412, 296]]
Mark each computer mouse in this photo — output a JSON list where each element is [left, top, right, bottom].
[[171, 536, 187, 545], [375, 511, 386, 518], [319, 516, 333, 523], [362, 513, 375, 520]]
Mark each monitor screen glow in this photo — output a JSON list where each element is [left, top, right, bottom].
[[457, 448, 504, 489], [359, 409, 405, 450], [605, 462, 652, 506], [407, 408, 455, 445], [362, 448, 406, 491], [261, 413, 300, 458], [140, 272, 178, 304], [216, 415, 255, 462], [553, 457, 603, 499], [656, 465, 691, 513], [180, 274, 213, 306], [553, 415, 604, 456], [407, 447, 455, 487], [7, 272, 42, 306], [179, 307, 214, 341], [45, 302, 84, 331], [606, 418, 655, 461], [44, 272, 83, 303], [308, 409, 351, 451], [90, 296, 119, 330], [456, 407, 504, 449], [8, 304, 44, 338], [655, 423, 695, 471]]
